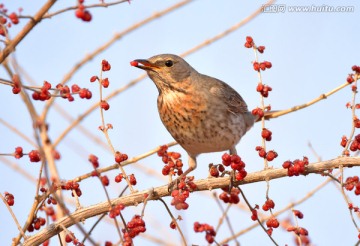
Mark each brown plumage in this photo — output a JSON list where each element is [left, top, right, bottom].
[[131, 54, 254, 177]]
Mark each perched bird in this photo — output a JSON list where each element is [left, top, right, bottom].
[[131, 54, 255, 179]]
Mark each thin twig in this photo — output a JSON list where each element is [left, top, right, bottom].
[[238, 187, 279, 246], [0, 193, 27, 239], [213, 192, 240, 246], [264, 82, 351, 121], [158, 198, 187, 246]]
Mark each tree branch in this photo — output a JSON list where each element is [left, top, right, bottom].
[[0, 0, 57, 63], [23, 156, 359, 246]]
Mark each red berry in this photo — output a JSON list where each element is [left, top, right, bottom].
[[129, 174, 137, 185], [115, 174, 123, 183], [257, 46, 265, 53], [82, 10, 92, 22], [101, 176, 109, 186], [266, 150, 278, 161], [90, 76, 98, 82], [209, 166, 219, 177], [29, 150, 41, 162], [100, 100, 110, 110], [347, 75, 355, 83], [130, 60, 138, 66], [170, 221, 176, 229], [71, 84, 81, 93], [9, 12, 19, 24], [102, 59, 111, 71], [261, 128, 272, 140], [101, 78, 110, 88], [75, 9, 85, 19], [246, 36, 253, 43], [14, 146, 23, 159], [253, 62, 260, 71], [222, 153, 232, 166]]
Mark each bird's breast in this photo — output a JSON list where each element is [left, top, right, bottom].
[[157, 90, 249, 156]]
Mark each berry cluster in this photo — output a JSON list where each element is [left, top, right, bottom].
[[282, 157, 309, 176], [23, 80, 92, 101], [0, 4, 21, 36], [90, 60, 112, 111], [75, 0, 92, 22], [344, 134, 360, 153], [109, 203, 125, 218], [219, 187, 240, 204], [57, 83, 92, 101], [115, 151, 128, 163], [193, 222, 216, 244], [114, 173, 124, 183], [255, 146, 278, 162], [344, 176, 360, 195], [253, 61, 272, 72], [29, 150, 41, 162], [262, 198, 275, 211], [60, 180, 82, 197], [27, 217, 46, 232], [114, 173, 136, 186], [171, 176, 197, 210], [256, 83, 272, 98], [213, 153, 247, 181], [157, 145, 184, 176], [346, 65, 360, 83], [244, 36, 265, 54], [4, 192, 14, 206], [9, 73, 94, 101], [46, 196, 57, 206], [122, 215, 146, 246], [266, 217, 279, 235]]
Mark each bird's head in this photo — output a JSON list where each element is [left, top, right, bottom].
[[131, 54, 196, 93]]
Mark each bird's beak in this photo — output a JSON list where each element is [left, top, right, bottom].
[[130, 59, 158, 70]]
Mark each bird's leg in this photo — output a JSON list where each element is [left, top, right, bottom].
[[168, 155, 197, 191], [228, 147, 237, 191]]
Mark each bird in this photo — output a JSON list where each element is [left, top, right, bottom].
[[130, 54, 255, 181]]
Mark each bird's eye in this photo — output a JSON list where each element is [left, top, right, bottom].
[[165, 60, 173, 67]]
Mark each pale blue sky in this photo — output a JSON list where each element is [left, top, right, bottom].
[[1, 1, 360, 245]]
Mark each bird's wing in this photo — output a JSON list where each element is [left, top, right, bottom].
[[208, 76, 249, 114]]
